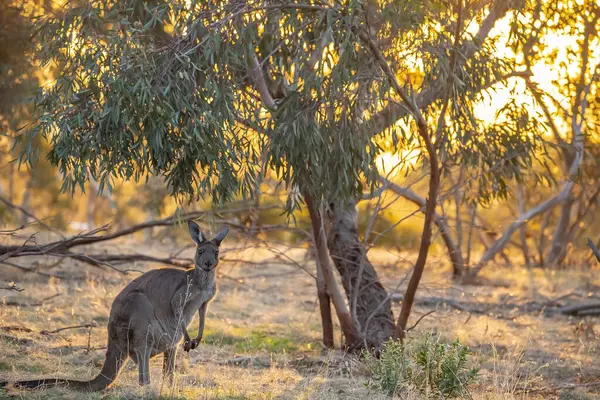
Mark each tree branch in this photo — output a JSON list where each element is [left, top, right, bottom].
[[364, 0, 520, 136], [0, 195, 62, 237], [587, 237, 600, 263], [380, 175, 464, 274]]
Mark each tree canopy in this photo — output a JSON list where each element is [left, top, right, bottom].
[[25, 0, 547, 211]]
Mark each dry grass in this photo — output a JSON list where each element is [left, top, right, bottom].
[[1, 238, 600, 399]]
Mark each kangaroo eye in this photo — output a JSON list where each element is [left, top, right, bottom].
[[197, 249, 204, 255]]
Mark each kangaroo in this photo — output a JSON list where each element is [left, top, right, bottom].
[[0, 220, 228, 391]]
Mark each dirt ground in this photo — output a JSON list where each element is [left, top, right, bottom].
[[1, 236, 600, 399]]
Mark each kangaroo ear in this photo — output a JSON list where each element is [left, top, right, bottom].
[[214, 226, 229, 246], [188, 220, 206, 245]]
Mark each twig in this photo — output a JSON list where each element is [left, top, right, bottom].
[[0, 283, 24, 292], [40, 322, 97, 335], [406, 310, 436, 332], [0, 195, 63, 237]]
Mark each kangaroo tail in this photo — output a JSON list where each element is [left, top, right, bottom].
[[0, 342, 127, 392]]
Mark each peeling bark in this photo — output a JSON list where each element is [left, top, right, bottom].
[[326, 199, 394, 348]]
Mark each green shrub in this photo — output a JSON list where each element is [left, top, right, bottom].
[[364, 333, 478, 398]]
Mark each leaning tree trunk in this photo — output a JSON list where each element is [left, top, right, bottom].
[[326, 199, 395, 348], [305, 194, 363, 349]]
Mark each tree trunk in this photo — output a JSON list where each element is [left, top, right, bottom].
[[326, 199, 395, 348], [87, 185, 97, 230], [311, 211, 334, 348], [315, 255, 335, 348], [304, 194, 362, 349], [545, 198, 574, 266], [516, 184, 531, 268], [8, 163, 14, 203], [21, 186, 30, 227]]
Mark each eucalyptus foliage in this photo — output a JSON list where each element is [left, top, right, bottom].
[[0, 1, 38, 134], [23, 0, 550, 208]]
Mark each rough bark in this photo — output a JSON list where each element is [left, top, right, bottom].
[[326, 199, 395, 348]]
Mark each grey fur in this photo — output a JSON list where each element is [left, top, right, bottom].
[[0, 220, 228, 391]]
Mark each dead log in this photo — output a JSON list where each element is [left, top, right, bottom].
[[552, 302, 600, 317]]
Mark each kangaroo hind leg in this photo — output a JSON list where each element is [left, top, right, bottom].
[[136, 346, 152, 386]]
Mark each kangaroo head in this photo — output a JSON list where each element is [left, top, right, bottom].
[[187, 220, 229, 272]]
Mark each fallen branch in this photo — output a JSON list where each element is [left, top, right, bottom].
[[0, 283, 24, 292], [0, 326, 33, 333], [518, 379, 600, 394], [3, 293, 61, 307], [392, 293, 600, 318], [552, 302, 600, 317], [0, 333, 34, 346], [0, 206, 286, 258], [0, 206, 292, 275]]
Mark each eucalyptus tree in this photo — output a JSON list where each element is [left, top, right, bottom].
[[468, 0, 599, 273], [25, 0, 546, 348], [520, 0, 599, 267]]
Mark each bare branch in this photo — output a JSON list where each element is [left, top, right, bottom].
[[248, 44, 277, 109], [0, 195, 63, 237], [379, 175, 464, 279], [365, 0, 522, 136], [406, 310, 436, 332]]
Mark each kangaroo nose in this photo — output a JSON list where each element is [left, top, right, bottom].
[[204, 261, 213, 269]]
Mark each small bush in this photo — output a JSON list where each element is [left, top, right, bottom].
[[364, 333, 478, 398]]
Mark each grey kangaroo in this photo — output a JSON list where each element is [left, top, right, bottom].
[[0, 220, 228, 391]]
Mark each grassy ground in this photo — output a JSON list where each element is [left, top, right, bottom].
[[1, 236, 600, 399]]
